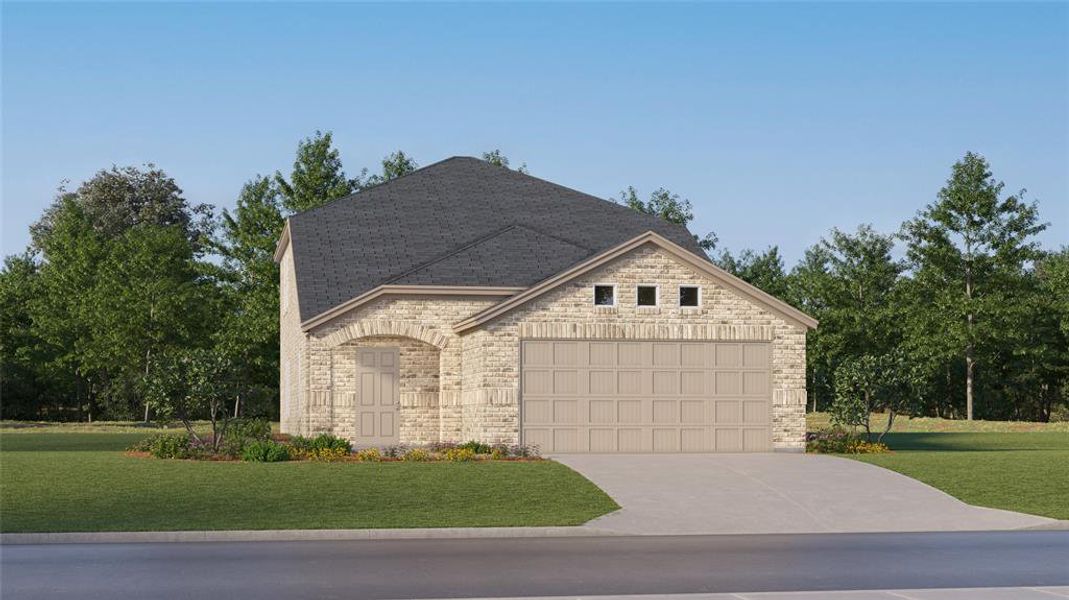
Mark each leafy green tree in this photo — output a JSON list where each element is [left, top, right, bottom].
[[364, 150, 418, 186], [145, 346, 240, 449], [790, 225, 903, 411], [482, 149, 529, 174], [84, 224, 218, 419], [618, 186, 718, 252], [0, 254, 76, 419], [900, 152, 1047, 419], [714, 246, 790, 298], [31, 165, 212, 254], [213, 176, 286, 417], [831, 350, 923, 441], [275, 131, 360, 213]]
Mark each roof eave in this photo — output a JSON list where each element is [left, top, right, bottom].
[[300, 285, 526, 332], [272, 219, 292, 264]]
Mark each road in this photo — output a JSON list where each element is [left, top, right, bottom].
[[3, 531, 1068, 600]]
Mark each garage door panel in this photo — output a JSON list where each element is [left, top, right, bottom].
[[589, 400, 615, 423], [522, 341, 771, 453], [589, 371, 615, 394], [553, 400, 578, 423], [744, 371, 769, 395], [618, 400, 642, 423], [715, 372, 742, 395], [653, 429, 679, 452], [653, 371, 678, 394]]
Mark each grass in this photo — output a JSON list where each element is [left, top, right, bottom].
[[0, 431, 618, 533], [806, 412, 1069, 433], [807, 413, 1069, 521]]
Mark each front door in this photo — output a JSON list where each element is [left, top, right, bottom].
[[355, 347, 400, 446]]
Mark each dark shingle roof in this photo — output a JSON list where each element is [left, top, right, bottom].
[[288, 156, 709, 322]]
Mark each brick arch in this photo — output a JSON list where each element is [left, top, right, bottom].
[[321, 320, 449, 349]]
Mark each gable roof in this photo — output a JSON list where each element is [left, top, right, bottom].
[[453, 231, 819, 333], [279, 156, 708, 323]]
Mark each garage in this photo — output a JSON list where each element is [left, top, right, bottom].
[[521, 340, 772, 453]]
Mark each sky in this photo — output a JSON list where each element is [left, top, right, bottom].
[[2, 2, 1067, 264]]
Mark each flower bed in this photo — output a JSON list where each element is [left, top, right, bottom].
[[806, 428, 890, 454], [127, 430, 541, 463]]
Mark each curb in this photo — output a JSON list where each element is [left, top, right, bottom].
[[0, 526, 622, 545]]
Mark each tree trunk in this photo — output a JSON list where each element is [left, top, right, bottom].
[[965, 351, 974, 421]]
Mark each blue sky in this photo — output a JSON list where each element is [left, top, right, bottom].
[[2, 2, 1066, 263]]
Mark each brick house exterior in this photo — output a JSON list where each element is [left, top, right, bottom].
[[276, 157, 815, 453]]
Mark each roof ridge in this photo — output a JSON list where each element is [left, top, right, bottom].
[[288, 156, 474, 221], [489, 163, 706, 255]]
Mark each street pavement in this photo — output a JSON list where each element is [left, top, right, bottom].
[[2, 531, 1068, 600]]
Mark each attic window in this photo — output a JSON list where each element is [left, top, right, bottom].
[[680, 286, 700, 307], [593, 285, 616, 306], [637, 285, 658, 307]]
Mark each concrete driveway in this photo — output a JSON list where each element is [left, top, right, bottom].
[[555, 453, 1057, 535]]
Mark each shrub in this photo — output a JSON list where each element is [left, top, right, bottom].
[[490, 447, 507, 460], [241, 440, 291, 462], [402, 448, 431, 462], [807, 428, 889, 454], [383, 445, 405, 458], [355, 447, 383, 462], [291, 433, 352, 454], [131, 433, 195, 459], [228, 418, 271, 442], [456, 440, 493, 454], [508, 444, 540, 458], [443, 447, 476, 462]]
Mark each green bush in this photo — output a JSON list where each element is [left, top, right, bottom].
[[456, 440, 493, 454], [291, 433, 351, 454], [806, 428, 889, 454], [130, 433, 195, 459], [228, 418, 271, 442], [241, 440, 291, 462]]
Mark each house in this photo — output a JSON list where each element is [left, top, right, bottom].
[[275, 157, 816, 453]]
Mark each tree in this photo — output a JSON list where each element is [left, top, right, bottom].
[[714, 246, 790, 298], [145, 346, 241, 450], [365, 150, 418, 187], [831, 351, 923, 442], [275, 131, 359, 213], [791, 225, 903, 411], [213, 176, 286, 417], [0, 254, 74, 419], [482, 149, 529, 174], [31, 165, 212, 254], [618, 186, 718, 251], [901, 152, 1047, 419], [83, 224, 217, 419]]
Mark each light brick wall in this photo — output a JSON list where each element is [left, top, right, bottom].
[[466, 245, 808, 450], [301, 295, 502, 443], [278, 245, 305, 435], [286, 244, 808, 450]]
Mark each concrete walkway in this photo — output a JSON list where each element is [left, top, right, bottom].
[[555, 453, 1057, 535]]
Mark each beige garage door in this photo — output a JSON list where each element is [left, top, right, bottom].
[[521, 340, 772, 453]]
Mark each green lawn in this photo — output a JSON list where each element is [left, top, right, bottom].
[[0, 432, 618, 533], [806, 414, 1069, 521]]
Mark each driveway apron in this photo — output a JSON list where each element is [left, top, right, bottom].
[[554, 453, 1055, 535]]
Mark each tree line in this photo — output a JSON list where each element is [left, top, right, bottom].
[[1, 136, 1065, 427]]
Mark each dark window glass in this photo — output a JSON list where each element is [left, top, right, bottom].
[[594, 285, 615, 306], [637, 286, 657, 306], [680, 286, 699, 307]]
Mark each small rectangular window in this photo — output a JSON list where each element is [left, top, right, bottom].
[[594, 285, 616, 306], [680, 286, 700, 307], [637, 285, 658, 306]]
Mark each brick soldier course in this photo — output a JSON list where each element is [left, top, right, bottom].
[[276, 157, 815, 452]]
